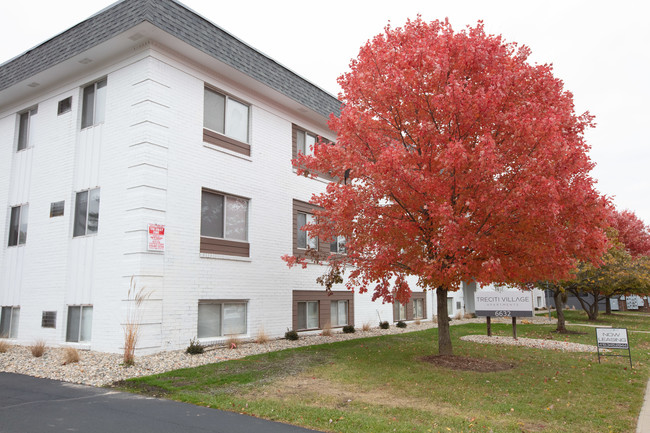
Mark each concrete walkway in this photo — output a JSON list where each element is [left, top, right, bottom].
[[638, 380, 650, 433]]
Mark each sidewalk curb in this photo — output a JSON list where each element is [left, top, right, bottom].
[[637, 379, 650, 433]]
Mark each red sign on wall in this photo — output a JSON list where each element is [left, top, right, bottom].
[[147, 224, 165, 251]]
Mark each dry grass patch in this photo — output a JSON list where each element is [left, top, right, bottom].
[[30, 340, 46, 357], [0, 340, 10, 353], [226, 336, 241, 349], [361, 322, 372, 332], [321, 322, 332, 337], [255, 328, 270, 344], [62, 347, 81, 365]]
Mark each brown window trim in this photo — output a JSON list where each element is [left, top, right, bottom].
[[200, 237, 250, 257], [292, 290, 354, 331], [203, 128, 250, 156], [393, 291, 427, 322]]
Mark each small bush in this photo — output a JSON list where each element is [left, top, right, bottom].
[[342, 325, 355, 334], [186, 337, 204, 355], [63, 347, 80, 365], [30, 340, 46, 357], [0, 340, 10, 353], [362, 322, 371, 332], [285, 330, 299, 341], [226, 336, 241, 349], [321, 322, 332, 337], [396, 321, 407, 328], [379, 321, 390, 329], [255, 328, 269, 344]]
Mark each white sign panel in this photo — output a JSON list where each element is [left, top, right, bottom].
[[474, 291, 533, 317], [147, 224, 165, 251], [596, 328, 629, 349], [626, 295, 642, 310]]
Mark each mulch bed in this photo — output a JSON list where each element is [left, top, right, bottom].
[[420, 355, 516, 372]]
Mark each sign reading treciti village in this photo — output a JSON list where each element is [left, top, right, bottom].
[[474, 291, 533, 317]]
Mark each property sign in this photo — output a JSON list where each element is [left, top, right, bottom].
[[147, 224, 165, 251], [474, 291, 533, 317], [596, 328, 629, 349]]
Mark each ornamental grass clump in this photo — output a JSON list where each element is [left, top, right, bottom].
[[30, 340, 46, 357], [123, 277, 152, 366], [0, 340, 10, 353], [63, 347, 80, 365]]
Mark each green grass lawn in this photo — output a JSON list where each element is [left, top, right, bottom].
[[118, 316, 650, 433], [552, 309, 650, 332]]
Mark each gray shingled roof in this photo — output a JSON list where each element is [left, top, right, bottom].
[[0, 0, 341, 118]]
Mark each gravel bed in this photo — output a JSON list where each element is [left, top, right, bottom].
[[0, 316, 557, 387], [460, 334, 598, 352]]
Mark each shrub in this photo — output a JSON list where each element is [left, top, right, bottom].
[[414, 319, 421, 325], [321, 322, 332, 337], [342, 325, 355, 334], [285, 329, 299, 341], [362, 322, 372, 332], [186, 337, 205, 355], [30, 340, 46, 357], [63, 347, 80, 365], [255, 328, 270, 344], [379, 321, 390, 329], [396, 321, 407, 328], [0, 340, 10, 353]]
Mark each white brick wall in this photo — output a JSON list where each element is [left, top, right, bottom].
[[0, 45, 442, 354]]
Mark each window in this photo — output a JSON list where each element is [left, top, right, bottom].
[[73, 188, 100, 237], [330, 300, 348, 326], [296, 130, 316, 156], [395, 301, 407, 321], [198, 301, 247, 338], [66, 306, 92, 342], [297, 301, 319, 330], [58, 97, 72, 115], [447, 297, 454, 315], [81, 78, 107, 128], [8, 204, 28, 246], [201, 191, 248, 241], [0, 306, 20, 338], [50, 201, 64, 217], [297, 212, 317, 250], [293, 290, 353, 331], [413, 298, 424, 319], [42, 311, 57, 328], [330, 235, 346, 254], [17, 108, 36, 151], [203, 87, 250, 155]]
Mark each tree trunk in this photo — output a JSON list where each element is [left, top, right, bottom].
[[436, 286, 453, 356], [553, 290, 567, 333], [605, 296, 612, 315], [586, 291, 600, 321]]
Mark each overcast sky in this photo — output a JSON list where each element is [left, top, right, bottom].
[[2, 0, 649, 224]]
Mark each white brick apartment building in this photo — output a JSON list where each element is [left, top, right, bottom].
[[1, 0, 537, 353]]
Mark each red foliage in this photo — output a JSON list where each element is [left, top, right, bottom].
[[610, 209, 650, 257], [287, 18, 609, 305]]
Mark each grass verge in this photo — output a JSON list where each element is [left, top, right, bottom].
[[116, 316, 649, 433]]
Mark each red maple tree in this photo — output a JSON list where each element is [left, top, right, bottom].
[[284, 18, 609, 355], [610, 209, 650, 257]]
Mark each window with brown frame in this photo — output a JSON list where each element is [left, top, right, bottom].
[[200, 189, 250, 257], [291, 124, 336, 180], [292, 290, 354, 331], [393, 291, 427, 322], [292, 199, 331, 259], [203, 86, 250, 156]]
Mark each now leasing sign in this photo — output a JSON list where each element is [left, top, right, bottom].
[[596, 328, 629, 349], [474, 291, 533, 317]]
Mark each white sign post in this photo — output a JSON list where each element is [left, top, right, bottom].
[[596, 327, 632, 368], [474, 291, 533, 339], [147, 224, 165, 252]]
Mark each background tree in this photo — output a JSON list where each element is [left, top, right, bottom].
[[284, 18, 609, 356]]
